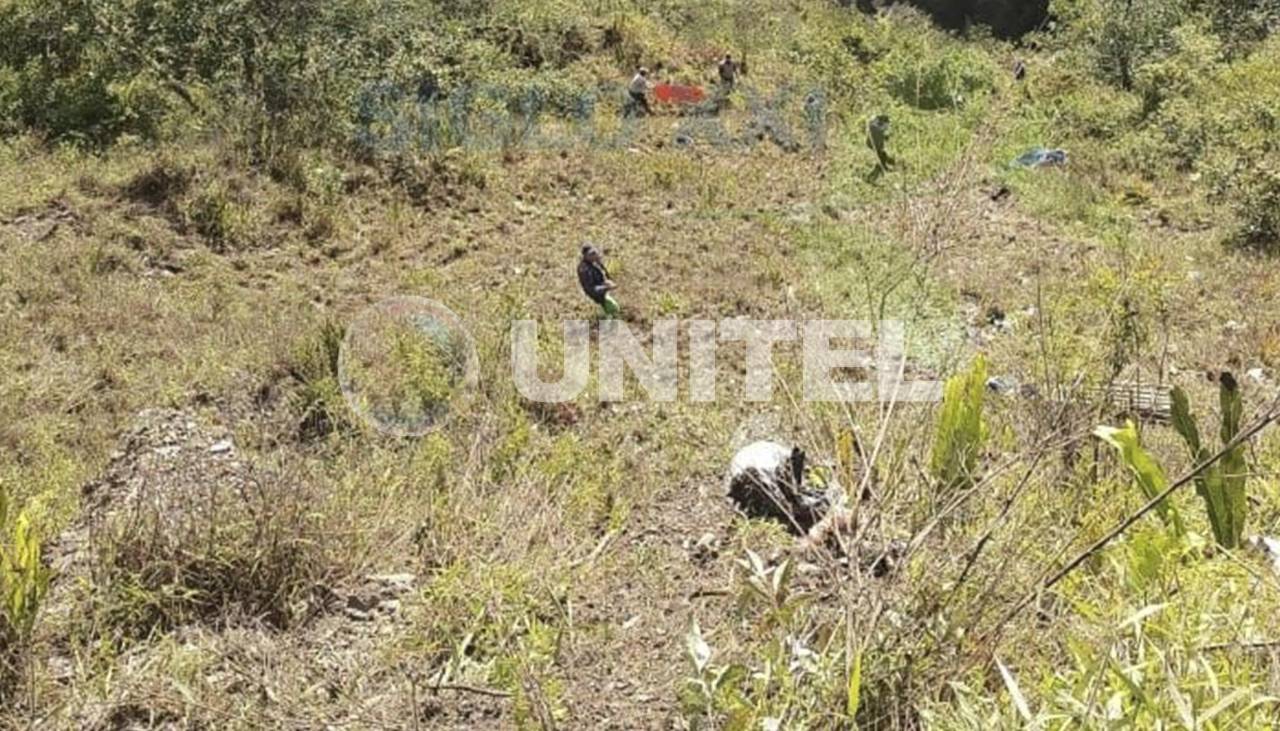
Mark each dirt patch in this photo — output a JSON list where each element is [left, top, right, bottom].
[[1, 196, 81, 243]]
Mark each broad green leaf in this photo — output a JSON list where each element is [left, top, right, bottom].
[[1219, 372, 1242, 444], [1170, 386, 1202, 457], [1094, 422, 1185, 535], [847, 649, 863, 720], [931, 355, 987, 493]]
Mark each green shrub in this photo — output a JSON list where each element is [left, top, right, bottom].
[[0, 488, 51, 701], [1133, 23, 1222, 117], [881, 45, 994, 111], [1198, 0, 1280, 58], [930, 355, 988, 493], [1226, 162, 1280, 254], [1053, 0, 1191, 90]]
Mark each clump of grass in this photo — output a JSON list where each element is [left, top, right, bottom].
[[89, 468, 337, 637], [184, 180, 254, 251], [286, 318, 349, 443]]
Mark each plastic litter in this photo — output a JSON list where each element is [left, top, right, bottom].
[[986, 376, 1019, 395], [654, 83, 706, 105], [1247, 535, 1280, 576], [1013, 147, 1068, 168]]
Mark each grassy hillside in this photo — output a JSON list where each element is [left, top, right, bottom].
[[2, 0, 1280, 728]]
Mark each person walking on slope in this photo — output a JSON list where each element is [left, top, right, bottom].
[[627, 67, 653, 117], [866, 114, 894, 180], [718, 53, 739, 91], [578, 244, 620, 318]]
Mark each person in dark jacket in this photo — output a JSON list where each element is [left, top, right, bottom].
[[718, 53, 738, 89], [577, 244, 620, 318]]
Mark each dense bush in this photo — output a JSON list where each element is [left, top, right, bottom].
[[881, 44, 994, 110], [1229, 162, 1280, 253], [1053, 0, 1191, 90]]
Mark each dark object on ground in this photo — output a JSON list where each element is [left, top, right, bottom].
[[849, 0, 1050, 39], [577, 244, 611, 305], [727, 441, 831, 535], [1013, 58, 1027, 81], [867, 539, 909, 577]]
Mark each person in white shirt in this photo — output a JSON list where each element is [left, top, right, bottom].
[[627, 67, 652, 117]]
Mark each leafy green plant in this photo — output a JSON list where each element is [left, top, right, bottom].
[[1227, 162, 1280, 254], [930, 355, 988, 493], [737, 550, 800, 619], [0, 488, 51, 698], [1169, 374, 1249, 548], [679, 619, 748, 728], [1056, 0, 1190, 90], [1094, 421, 1186, 535], [1095, 373, 1251, 548], [882, 47, 993, 110]]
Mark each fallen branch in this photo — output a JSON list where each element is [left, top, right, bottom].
[[428, 683, 513, 699], [1200, 640, 1280, 653]]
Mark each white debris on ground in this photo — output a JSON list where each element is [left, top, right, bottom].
[[1247, 535, 1280, 576]]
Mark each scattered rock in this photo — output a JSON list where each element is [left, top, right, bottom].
[[366, 573, 416, 594], [77, 409, 250, 523], [684, 532, 720, 565]]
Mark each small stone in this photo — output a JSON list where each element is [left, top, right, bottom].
[[48, 655, 74, 681], [367, 573, 416, 593], [986, 376, 1018, 395], [209, 439, 233, 454]]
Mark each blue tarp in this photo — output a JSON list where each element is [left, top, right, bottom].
[[1013, 147, 1068, 168]]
